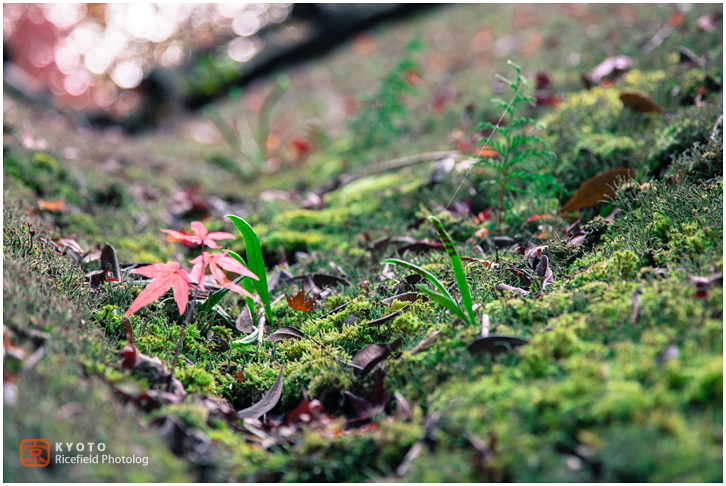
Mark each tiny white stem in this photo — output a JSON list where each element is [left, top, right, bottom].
[[481, 313, 490, 338]]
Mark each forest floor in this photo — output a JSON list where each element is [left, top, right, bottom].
[[3, 4, 723, 482]]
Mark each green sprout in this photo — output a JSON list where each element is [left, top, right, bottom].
[[476, 61, 556, 231], [384, 215, 477, 326]]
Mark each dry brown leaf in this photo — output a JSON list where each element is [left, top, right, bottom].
[[620, 91, 665, 114], [285, 285, 317, 312], [560, 168, 634, 213], [38, 199, 66, 213]]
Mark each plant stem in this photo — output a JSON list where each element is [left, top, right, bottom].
[[167, 245, 205, 392], [167, 286, 199, 392]]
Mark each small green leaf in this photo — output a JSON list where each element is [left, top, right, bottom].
[[416, 286, 469, 323], [227, 215, 273, 325], [382, 258, 454, 302], [428, 216, 476, 326]]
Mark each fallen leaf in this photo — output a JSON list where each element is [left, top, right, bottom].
[[582, 55, 634, 88], [536, 254, 554, 290], [300, 192, 325, 210], [344, 369, 388, 421], [352, 33, 377, 56], [166, 184, 211, 220], [320, 300, 353, 319], [366, 304, 414, 327], [468, 335, 529, 356], [560, 168, 634, 213], [526, 214, 553, 223], [265, 326, 306, 342], [350, 338, 402, 377], [689, 271, 723, 299], [405, 69, 422, 86], [38, 199, 66, 213], [236, 306, 255, 334], [396, 240, 445, 256], [286, 285, 317, 312], [343, 313, 359, 326], [235, 370, 245, 383], [535, 71, 552, 89], [121, 316, 134, 345], [619, 91, 665, 114], [86, 264, 118, 288], [237, 366, 284, 420], [125, 261, 192, 317], [394, 274, 423, 294], [310, 273, 351, 289], [100, 243, 121, 282], [656, 344, 679, 364], [286, 390, 332, 426], [495, 283, 530, 295], [163, 221, 235, 250]]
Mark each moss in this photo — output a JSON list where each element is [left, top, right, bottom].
[[261, 229, 329, 253], [333, 173, 411, 205], [647, 104, 722, 177], [272, 207, 355, 229], [614, 250, 639, 279], [152, 403, 209, 429], [177, 364, 217, 394]]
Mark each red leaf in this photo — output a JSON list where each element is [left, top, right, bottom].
[[125, 261, 192, 317], [162, 221, 235, 249]]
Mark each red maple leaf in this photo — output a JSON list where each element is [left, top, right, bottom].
[[189, 251, 261, 303], [124, 261, 192, 317], [162, 221, 235, 249]]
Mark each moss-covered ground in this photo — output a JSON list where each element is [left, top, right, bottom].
[[3, 4, 723, 482]]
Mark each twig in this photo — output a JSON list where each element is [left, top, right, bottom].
[[167, 246, 206, 392], [367, 150, 464, 176]]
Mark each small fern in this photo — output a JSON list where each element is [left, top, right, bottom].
[[477, 61, 556, 231]]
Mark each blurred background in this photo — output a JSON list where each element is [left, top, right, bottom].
[[3, 3, 428, 130]]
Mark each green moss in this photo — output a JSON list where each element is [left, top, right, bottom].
[[152, 403, 209, 429], [177, 364, 217, 394], [261, 229, 328, 252], [614, 250, 639, 279]]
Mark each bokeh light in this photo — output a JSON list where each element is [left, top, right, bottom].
[[3, 3, 293, 119]]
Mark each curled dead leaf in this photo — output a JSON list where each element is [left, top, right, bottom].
[[237, 366, 284, 420], [350, 337, 402, 377], [468, 335, 529, 356], [265, 326, 306, 342], [495, 283, 530, 296]]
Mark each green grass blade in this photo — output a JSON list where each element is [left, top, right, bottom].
[[226, 215, 273, 325], [382, 258, 453, 301], [428, 216, 476, 326], [416, 286, 469, 323]]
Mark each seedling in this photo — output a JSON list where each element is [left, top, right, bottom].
[[225, 214, 274, 326], [475, 61, 556, 231], [384, 215, 477, 326]]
